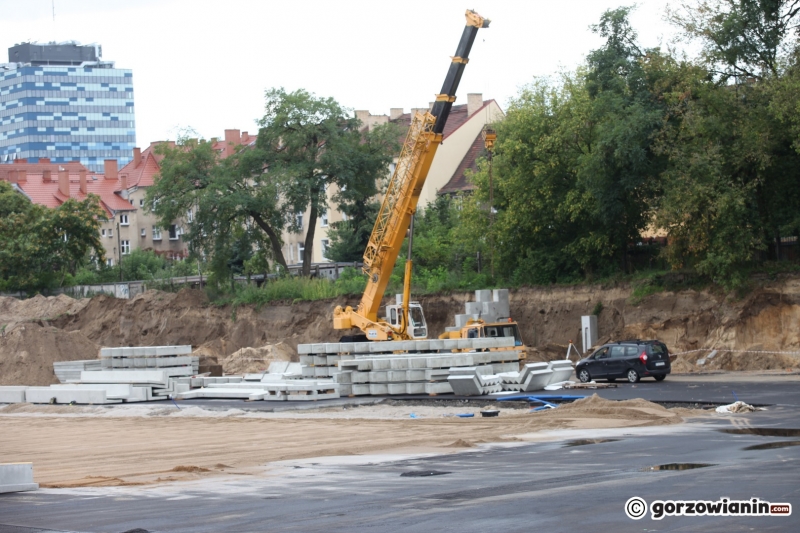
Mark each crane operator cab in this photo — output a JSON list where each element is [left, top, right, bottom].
[[386, 301, 428, 340]]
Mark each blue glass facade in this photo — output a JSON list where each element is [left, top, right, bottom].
[[0, 65, 135, 172]]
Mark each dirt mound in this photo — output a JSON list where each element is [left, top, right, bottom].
[[219, 343, 294, 374], [538, 394, 681, 425], [0, 294, 88, 324], [0, 323, 99, 386]]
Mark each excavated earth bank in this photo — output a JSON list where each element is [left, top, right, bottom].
[[2, 274, 799, 385]]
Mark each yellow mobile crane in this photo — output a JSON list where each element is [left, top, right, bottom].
[[333, 9, 490, 342]]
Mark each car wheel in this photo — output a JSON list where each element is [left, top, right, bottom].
[[626, 369, 640, 383], [654, 375, 666, 382], [578, 369, 591, 383]]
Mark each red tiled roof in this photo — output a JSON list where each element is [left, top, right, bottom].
[[0, 164, 135, 217], [0, 161, 85, 181], [438, 133, 485, 195]]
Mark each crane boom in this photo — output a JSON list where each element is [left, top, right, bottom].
[[333, 10, 489, 341]]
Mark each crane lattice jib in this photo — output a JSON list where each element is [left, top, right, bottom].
[[363, 112, 435, 274]]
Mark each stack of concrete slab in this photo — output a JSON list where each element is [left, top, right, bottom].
[[0, 463, 38, 494], [53, 360, 102, 383], [445, 289, 511, 332], [0, 370, 187, 405], [497, 361, 574, 392], [299, 353, 355, 378], [100, 345, 199, 377], [177, 377, 339, 401], [331, 346, 520, 396]]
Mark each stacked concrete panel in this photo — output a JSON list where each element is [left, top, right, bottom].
[[445, 289, 511, 331], [53, 360, 102, 383], [99, 345, 198, 377], [177, 377, 339, 402], [0, 369, 193, 405]]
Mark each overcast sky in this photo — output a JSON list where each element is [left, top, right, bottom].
[[2, 0, 684, 146]]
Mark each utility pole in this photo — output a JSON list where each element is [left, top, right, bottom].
[[481, 125, 497, 278]]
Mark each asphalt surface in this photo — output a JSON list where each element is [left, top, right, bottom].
[[1, 375, 799, 533]]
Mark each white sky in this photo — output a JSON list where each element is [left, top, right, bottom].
[[1, 0, 684, 147]]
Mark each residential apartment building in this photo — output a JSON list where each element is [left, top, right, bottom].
[[0, 41, 135, 173], [280, 94, 505, 265]]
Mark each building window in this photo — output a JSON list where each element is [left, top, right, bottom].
[[140, 228, 146, 237], [295, 213, 303, 231], [121, 240, 130, 255], [107, 228, 113, 237], [321, 210, 328, 227], [153, 227, 162, 240], [120, 214, 129, 226], [341, 212, 348, 222], [169, 224, 179, 240], [321, 239, 329, 259], [101, 229, 106, 237], [106, 258, 114, 267], [139, 199, 144, 207], [298, 243, 305, 263]]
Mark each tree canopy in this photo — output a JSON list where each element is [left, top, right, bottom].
[[0, 181, 106, 291]]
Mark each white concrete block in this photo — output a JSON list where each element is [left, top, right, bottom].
[[351, 384, 371, 396], [0, 386, 28, 403], [0, 463, 38, 493], [521, 369, 554, 392], [448, 375, 482, 396], [51, 383, 133, 399], [80, 370, 168, 385], [425, 382, 453, 394], [25, 387, 119, 405]]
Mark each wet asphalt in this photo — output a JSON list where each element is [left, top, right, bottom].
[[1, 376, 798, 533]]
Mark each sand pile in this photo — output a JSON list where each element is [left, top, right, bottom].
[[0, 323, 99, 386], [0, 294, 87, 324], [534, 394, 682, 427], [219, 343, 294, 374]]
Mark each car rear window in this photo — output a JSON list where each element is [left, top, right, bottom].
[[648, 344, 667, 355]]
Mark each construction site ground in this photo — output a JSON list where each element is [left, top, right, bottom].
[[1, 373, 798, 532], [1, 279, 799, 531]]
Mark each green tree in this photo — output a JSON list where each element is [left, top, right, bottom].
[[0, 182, 105, 291], [668, 0, 800, 81], [255, 88, 399, 276]]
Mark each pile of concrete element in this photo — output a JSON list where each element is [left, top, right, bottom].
[[175, 362, 339, 401], [498, 361, 575, 391], [1, 345, 199, 405], [299, 337, 523, 396], [445, 288, 511, 332], [0, 369, 190, 404], [449, 361, 574, 396]]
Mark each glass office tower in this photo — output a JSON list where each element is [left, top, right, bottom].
[[0, 42, 135, 172]]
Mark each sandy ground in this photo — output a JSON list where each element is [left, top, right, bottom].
[[0, 396, 708, 488]]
